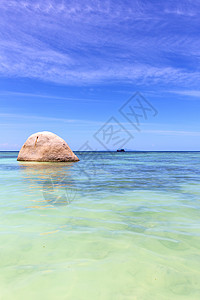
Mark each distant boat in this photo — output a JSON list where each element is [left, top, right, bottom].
[[117, 149, 125, 152]]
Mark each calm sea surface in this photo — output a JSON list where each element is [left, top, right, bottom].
[[0, 151, 200, 299]]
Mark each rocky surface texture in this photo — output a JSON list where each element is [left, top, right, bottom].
[[17, 131, 79, 162]]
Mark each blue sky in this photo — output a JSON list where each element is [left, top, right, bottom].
[[0, 0, 200, 151]]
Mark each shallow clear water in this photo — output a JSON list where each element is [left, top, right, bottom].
[[0, 151, 200, 299]]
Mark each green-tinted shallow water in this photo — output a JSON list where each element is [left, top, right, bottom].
[[0, 151, 200, 300]]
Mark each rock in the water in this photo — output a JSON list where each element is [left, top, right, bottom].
[[17, 131, 79, 162]]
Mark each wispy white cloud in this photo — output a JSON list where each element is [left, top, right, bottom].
[[170, 90, 200, 98], [0, 112, 103, 126], [164, 0, 199, 17], [0, 0, 200, 86], [143, 130, 200, 136], [0, 112, 158, 128], [0, 91, 99, 102], [113, 127, 200, 137]]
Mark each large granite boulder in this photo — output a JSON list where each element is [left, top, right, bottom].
[[17, 131, 79, 162]]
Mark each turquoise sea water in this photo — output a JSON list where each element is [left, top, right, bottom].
[[0, 151, 200, 299]]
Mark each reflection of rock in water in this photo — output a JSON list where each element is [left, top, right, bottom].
[[19, 162, 76, 206]]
